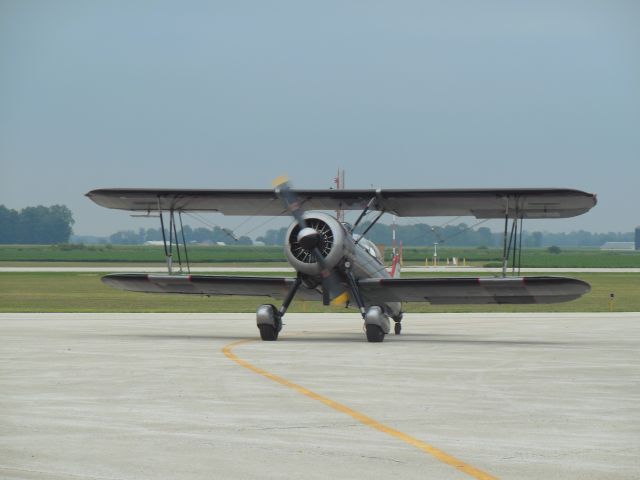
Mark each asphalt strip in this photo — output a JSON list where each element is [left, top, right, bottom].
[[223, 337, 498, 480]]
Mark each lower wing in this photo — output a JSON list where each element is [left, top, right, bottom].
[[102, 274, 323, 300], [359, 276, 590, 304], [103, 274, 589, 305]]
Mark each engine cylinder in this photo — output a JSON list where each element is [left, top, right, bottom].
[[284, 212, 352, 276]]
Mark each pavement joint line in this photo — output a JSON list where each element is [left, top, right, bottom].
[[222, 337, 499, 480]]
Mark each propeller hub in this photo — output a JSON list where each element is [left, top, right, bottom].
[[297, 227, 321, 250]]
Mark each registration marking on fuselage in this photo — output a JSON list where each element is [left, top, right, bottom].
[[222, 338, 498, 480]]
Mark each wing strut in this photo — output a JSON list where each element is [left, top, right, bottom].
[[157, 200, 191, 275], [517, 217, 524, 274], [158, 207, 172, 274], [354, 210, 385, 245], [178, 212, 191, 274], [352, 196, 377, 230], [500, 199, 525, 277], [501, 198, 509, 276], [169, 210, 181, 271], [351, 191, 387, 244]]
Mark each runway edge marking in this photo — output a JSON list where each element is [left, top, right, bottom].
[[223, 338, 498, 480]]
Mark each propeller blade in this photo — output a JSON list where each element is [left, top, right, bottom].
[[273, 176, 343, 302], [273, 177, 307, 230]]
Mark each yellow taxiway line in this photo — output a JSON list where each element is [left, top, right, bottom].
[[222, 338, 498, 480]]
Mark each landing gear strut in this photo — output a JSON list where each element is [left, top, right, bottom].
[[344, 264, 391, 343], [393, 312, 403, 335], [256, 276, 302, 341]]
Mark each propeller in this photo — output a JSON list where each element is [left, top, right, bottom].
[[273, 176, 343, 303]]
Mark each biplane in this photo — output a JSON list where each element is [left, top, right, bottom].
[[86, 180, 596, 342]]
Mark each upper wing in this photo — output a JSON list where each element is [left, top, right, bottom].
[[358, 276, 591, 304], [86, 188, 596, 218], [102, 273, 323, 300]]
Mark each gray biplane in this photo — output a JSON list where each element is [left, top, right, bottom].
[[87, 180, 596, 342]]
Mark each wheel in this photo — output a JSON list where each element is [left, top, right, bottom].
[[365, 324, 385, 343], [394, 322, 402, 335], [258, 324, 279, 341], [274, 315, 282, 333], [256, 304, 282, 341]]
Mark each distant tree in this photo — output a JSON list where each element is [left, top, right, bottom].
[[476, 227, 494, 247], [143, 228, 164, 242], [540, 229, 633, 247], [529, 231, 543, 248], [256, 227, 288, 245], [236, 235, 253, 245], [0, 206, 19, 243], [102, 221, 635, 248], [106, 225, 253, 245], [109, 230, 143, 244], [547, 245, 562, 254], [353, 222, 497, 247], [0, 204, 74, 244]]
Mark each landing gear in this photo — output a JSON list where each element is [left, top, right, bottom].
[[394, 322, 402, 335], [365, 324, 385, 342], [256, 304, 282, 341], [256, 276, 302, 341], [363, 305, 390, 343], [258, 323, 279, 341], [344, 264, 393, 343], [393, 312, 403, 335]]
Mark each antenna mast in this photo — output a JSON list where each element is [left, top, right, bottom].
[[334, 168, 345, 223], [392, 215, 397, 256]]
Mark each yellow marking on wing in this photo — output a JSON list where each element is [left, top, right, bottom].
[[272, 175, 290, 188], [330, 291, 350, 307], [222, 339, 498, 480]]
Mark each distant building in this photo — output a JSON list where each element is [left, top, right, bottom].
[[636, 227, 640, 250], [600, 241, 635, 251]]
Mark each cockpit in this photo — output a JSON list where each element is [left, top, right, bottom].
[[352, 234, 383, 263], [342, 222, 384, 263]]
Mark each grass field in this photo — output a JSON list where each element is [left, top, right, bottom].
[[1, 244, 640, 267], [413, 247, 640, 268], [0, 244, 286, 263], [1, 271, 637, 313]]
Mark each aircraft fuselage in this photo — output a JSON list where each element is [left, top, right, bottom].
[[283, 211, 402, 320]]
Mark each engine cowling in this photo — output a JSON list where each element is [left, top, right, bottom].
[[284, 212, 352, 276]]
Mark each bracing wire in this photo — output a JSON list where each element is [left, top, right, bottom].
[[434, 218, 490, 244], [230, 198, 281, 233], [183, 212, 239, 242], [438, 216, 463, 229], [242, 215, 283, 238], [183, 198, 285, 242]]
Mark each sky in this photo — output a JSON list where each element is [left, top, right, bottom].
[[1, 0, 639, 238]]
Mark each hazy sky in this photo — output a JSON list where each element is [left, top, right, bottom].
[[1, 1, 638, 237]]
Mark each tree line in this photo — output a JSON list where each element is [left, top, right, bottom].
[[0, 205, 74, 244], [255, 223, 497, 247], [255, 222, 634, 248], [108, 226, 252, 245], [1, 203, 633, 248]]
